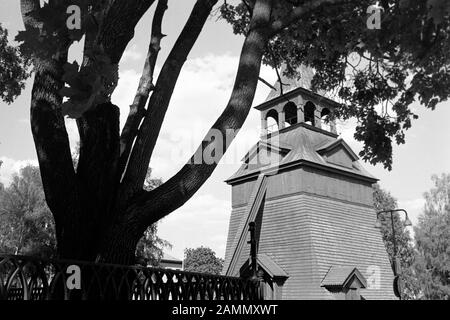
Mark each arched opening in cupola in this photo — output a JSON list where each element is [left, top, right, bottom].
[[321, 108, 331, 131], [266, 109, 279, 133], [304, 102, 316, 126], [283, 102, 297, 127]]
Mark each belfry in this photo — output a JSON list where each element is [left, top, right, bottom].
[[222, 69, 396, 300]]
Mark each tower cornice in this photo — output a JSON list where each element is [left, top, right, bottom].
[[225, 158, 378, 186], [255, 87, 340, 112]]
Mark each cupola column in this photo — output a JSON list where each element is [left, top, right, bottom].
[[297, 96, 305, 123], [314, 108, 322, 129], [261, 115, 268, 137], [278, 110, 285, 130], [330, 121, 337, 134]]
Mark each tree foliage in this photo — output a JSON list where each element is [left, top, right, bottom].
[[372, 184, 418, 299], [0, 165, 56, 258], [135, 170, 172, 267], [413, 174, 450, 300], [2, 0, 449, 263], [0, 163, 171, 264], [15, 0, 118, 117], [221, 0, 450, 169], [135, 223, 172, 267], [184, 246, 224, 275], [0, 23, 30, 104]]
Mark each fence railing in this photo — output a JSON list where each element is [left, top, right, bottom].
[[0, 254, 262, 301]]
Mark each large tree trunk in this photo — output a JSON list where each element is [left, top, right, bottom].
[[96, 222, 142, 265], [22, 0, 290, 265]]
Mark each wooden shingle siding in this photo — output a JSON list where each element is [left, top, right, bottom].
[[224, 192, 396, 299], [224, 207, 243, 270], [223, 175, 268, 275], [224, 121, 395, 299], [232, 168, 374, 209]]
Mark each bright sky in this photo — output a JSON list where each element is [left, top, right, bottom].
[[1, 1, 450, 260]]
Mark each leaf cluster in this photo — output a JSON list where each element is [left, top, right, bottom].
[[14, 0, 118, 117], [220, 0, 450, 169], [0, 166, 56, 259], [0, 24, 31, 104], [184, 246, 224, 275]]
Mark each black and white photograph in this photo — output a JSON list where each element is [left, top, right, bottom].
[[0, 0, 449, 311]]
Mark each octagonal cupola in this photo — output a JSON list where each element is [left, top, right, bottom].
[[258, 66, 338, 137]]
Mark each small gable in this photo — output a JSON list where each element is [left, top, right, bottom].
[[325, 147, 354, 168], [239, 254, 289, 280], [321, 266, 367, 291], [316, 139, 359, 169], [243, 141, 291, 170]]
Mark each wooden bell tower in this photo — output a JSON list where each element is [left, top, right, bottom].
[[222, 73, 397, 300]]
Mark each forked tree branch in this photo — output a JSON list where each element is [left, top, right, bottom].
[[121, 0, 219, 197], [118, 0, 168, 177], [21, 0, 77, 216], [21, 0, 89, 257], [126, 0, 274, 230], [76, 0, 157, 168], [74, 0, 158, 214]]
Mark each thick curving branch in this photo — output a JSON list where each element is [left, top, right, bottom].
[[74, 1, 158, 226], [118, 0, 168, 177], [121, 0, 219, 197], [96, 0, 157, 64], [21, 0, 89, 258], [126, 0, 274, 230]]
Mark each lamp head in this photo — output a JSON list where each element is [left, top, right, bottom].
[[404, 217, 412, 227]]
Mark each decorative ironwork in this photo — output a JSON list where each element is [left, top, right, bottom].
[[0, 254, 262, 301]]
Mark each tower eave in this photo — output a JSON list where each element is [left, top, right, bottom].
[[255, 87, 341, 112], [225, 159, 379, 186]]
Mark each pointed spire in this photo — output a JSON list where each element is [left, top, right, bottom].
[[265, 64, 316, 102]]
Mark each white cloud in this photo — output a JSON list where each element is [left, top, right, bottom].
[[0, 157, 38, 186], [111, 69, 141, 128], [112, 53, 275, 180], [121, 44, 144, 63]]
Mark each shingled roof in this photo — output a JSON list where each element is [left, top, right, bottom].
[[321, 266, 367, 289], [239, 254, 289, 279], [226, 123, 377, 184]]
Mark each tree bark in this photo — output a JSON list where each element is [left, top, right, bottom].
[[126, 0, 273, 230], [119, 0, 168, 177], [75, 103, 120, 258], [21, 0, 305, 266], [121, 0, 219, 197], [99, 0, 273, 262], [97, 0, 157, 64]]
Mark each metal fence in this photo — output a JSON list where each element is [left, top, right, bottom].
[[0, 254, 262, 300]]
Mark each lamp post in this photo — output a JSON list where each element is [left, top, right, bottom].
[[375, 209, 412, 299], [248, 222, 258, 279]]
